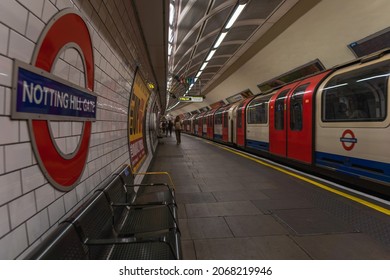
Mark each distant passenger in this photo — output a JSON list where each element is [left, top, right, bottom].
[[336, 102, 348, 119], [162, 121, 167, 135], [174, 116, 182, 144], [167, 120, 173, 136]]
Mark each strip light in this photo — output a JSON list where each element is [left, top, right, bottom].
[[172, 2, 247, 107], [206, 49, 216, 61], [214, 32, 227, 48], [225, 3, 247, 29]]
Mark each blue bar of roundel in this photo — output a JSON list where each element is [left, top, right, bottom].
[[16, 67, 97, 119]]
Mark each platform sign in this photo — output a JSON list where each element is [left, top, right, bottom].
[[13, 61, 96, 121], [179, 96, 204, 102], [10, 9, 95, 191]]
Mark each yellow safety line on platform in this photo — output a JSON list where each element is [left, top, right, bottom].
[[206, 141, 390, 216]]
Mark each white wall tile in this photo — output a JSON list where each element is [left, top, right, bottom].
[[19, 0, 45, 17], [0, 171, 22, 205], [65, 135, 79, 154], [0, 0, 28, 34], [0, 86, 4, 114], [9, 192, 36, 228], [0, 55, 13, 87], [26, 13, 44, 42], [0, 204, 10, 237], [63, 188, 77, 212], [75, 180, 86, 201], [19, 120, 30, 142], [56, 0, 73, 10], [49, 121, 59, 137], [48, 198, 65, 226], [0, 117, 20, 145], [0, 146, 4, 174], [58, 121, 71, 137], [64, 48, 78, 67], [42, 0, 58, 23], [26, 209, 49, 245], [0, 224, 28, 259], [54, 137, 66, 154], [52, 58, 70, 80], [72, 121, 82, 136], [35, 183, 55, 211], [5, 142, 33, 172], [8, 30, 34, 63], [0, 23, 9, 55], [4, 88, 11, 115], [68, 66, 82, 86], [21, 165, 46, 193]]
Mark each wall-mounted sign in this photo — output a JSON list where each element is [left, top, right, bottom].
[[13, 60, 96, 121], [10, 9, 95, 191], [129, 71, 150, 172], [179, 96, 204, 102]]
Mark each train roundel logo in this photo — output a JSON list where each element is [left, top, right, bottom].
[[340, 129, 357, 151], [12, 9, 96, 191]]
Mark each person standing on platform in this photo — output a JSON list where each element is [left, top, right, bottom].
[[174, 116, 182, 144], [167, 120, 173, 136], [162, 120, 167, 136]]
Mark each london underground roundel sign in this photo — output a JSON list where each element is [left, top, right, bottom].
[[11, 9, 96, 191]]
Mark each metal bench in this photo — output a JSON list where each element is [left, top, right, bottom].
[[26, 166, 181, 260]]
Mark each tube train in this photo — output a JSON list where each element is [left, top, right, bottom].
[[182, 49, 390, 199]]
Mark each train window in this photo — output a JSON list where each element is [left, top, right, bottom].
[[290, 84, 308, 131], [322, 60, 389, 122], [275, 89, 290, 130], [247, 98, 268, 124], [214, 112, 222, 125]]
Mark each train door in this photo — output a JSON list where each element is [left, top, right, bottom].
[[230, 103, 239, 143], [232, 105, 238, 143], [222, 105, 233, 143], [236, 98, 253, 147], [269, 83, 299, 157], [202, 114, 207, 137], [222, 111, 229, 142], [286, 72, 330, 163]]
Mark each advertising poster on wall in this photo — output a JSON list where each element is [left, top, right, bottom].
[[129, 71, 151, 172]]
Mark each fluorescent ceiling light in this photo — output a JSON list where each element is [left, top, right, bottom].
[[200, 61, 208, 71], [225, 4, 247, 29], [214, 32, 227, 48], [206, 49, 216, 61]]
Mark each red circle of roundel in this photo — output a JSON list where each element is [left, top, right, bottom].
[[31, 11, 94, 190], [341, 129, 356, 151]]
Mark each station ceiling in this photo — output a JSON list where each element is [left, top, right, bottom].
[[134, 0, 301, 113]]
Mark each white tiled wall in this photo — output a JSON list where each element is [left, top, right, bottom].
[[0, 0, 155, 259]]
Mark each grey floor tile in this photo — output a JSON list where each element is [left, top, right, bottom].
[[194, 236, 310, 260], [181, 240, 196, 260], [176, 192, 216, 204], [186, 201, 261, 218], [178, 218, 191, 240], [174, 184, 201, 193], [194, 238, 261, 259], [225, 215, 289, 237], [252, 199, 315, 212], [250, 235, 311, 259], [212, 190, 269, 202], [187, 217, 233, 239], [293, 233, 390, 259], [177, 203, 187, 219], [273, 208, 355, 235]]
